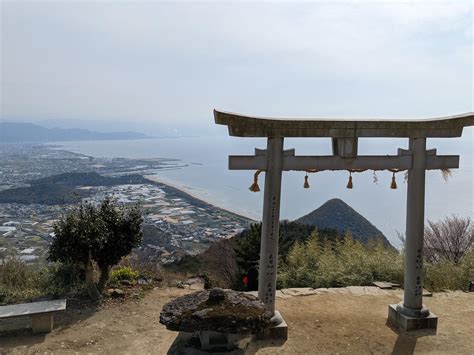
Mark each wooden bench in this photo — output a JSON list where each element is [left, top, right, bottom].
[[0, 299, 66, 334]]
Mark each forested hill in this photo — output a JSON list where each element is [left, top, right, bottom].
[[296, 198, 391, 246], [0, 172, 148, 205]]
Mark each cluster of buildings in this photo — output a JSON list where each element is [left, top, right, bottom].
[[0, 204, 59, 262], [91, 183, 249, 264], [0, 145, 252, 265], [0, 144, 179, 191]]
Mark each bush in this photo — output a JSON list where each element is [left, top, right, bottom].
[[425, 250, 474, 291], [0, 258, 86, 305], [0, 258, 43, 305], [1, 258, 40, 289], [278, 232, 404, 289], [110, 266, 139, 283], [39, 262, 85, 296], [279, 231, 473, 291], [49, 197, 143, 298]]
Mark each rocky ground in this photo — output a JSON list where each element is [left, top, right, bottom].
[[1, 286, 473, 354]]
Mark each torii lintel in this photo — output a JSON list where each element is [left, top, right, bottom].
[[214, 110, 474, 138]]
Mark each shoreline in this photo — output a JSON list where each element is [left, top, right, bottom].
[[143, 174, 256, 223], [41, 142, 257, 222]]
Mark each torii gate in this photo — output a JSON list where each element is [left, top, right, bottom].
[[214, 110, 473, 336]]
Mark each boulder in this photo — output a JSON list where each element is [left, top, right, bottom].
[[160, 288, 272, 335], [184, 277, 206, 291]]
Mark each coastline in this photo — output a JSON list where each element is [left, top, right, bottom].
[[42, 142, 257, 223], [143, 174, 256, 223]]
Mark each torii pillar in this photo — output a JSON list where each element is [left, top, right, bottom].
[[214, 109, 474, 337], [258, 137, 284, 311], [389, 137, 438, 330]]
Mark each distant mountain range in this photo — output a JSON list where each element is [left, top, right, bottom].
[[296, 198, 391, 246], [0, 122, 151, 143]]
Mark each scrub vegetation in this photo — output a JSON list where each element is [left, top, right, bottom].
[[1, 216, 472, 306], [277, 229, 473, 291]]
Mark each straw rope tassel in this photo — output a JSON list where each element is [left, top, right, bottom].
[[346, 171, 353, 189], [304, 173, 310, 188], [249, 170, 262, 192], [390, 172, 397, 189]]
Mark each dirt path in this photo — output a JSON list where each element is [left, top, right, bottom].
[[1, 287, 473, 354]]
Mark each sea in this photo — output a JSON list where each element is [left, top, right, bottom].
[[51, 128, 474, 249]]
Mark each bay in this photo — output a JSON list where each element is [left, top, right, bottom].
[[52, 129, 473, 248]]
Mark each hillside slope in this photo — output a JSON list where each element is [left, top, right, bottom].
[[296, 198, 391, 246]]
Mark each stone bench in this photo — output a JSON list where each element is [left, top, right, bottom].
[[0, 299, 66, 334]]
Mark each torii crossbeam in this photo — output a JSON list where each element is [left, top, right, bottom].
[[215, 110, 474, 337]]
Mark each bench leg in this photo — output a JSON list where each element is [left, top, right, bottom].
[[32, 313, 53, 334]]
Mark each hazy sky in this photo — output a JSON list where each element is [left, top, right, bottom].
[[1, 0, 473, 131]]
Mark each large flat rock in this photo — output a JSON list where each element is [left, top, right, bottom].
[[160, 288, 272, 334]]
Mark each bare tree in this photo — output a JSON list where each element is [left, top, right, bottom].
[[424, 216, 473, 264]]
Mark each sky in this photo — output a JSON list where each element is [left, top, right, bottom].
[[1, 0, 473, 135]]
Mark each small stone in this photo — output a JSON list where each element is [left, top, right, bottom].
[[108, 288, 125, 298], [137, 278, 150, 285], [208, 288, 225, 303], [119, 280, 132, 286]]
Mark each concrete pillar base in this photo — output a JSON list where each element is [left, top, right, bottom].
[[32, 313, 53, 334], [254, 311, 288, 341], [388, 304, 438, 331], [198, 331, 250, 351]]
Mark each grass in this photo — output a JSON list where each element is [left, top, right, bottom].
[[0, 259, 85, 305]]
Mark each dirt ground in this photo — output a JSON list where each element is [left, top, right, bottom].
[[1, 287, 473, 354]]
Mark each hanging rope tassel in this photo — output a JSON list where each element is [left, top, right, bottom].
[[346, 171, 353, 189], [303, 173, 310, 188], [249, 170, 262, 192], [390, 172, 397, 189]]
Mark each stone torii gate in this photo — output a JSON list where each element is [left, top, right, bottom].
[[214, 110, 473, 335]]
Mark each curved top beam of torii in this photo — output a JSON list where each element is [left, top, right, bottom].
[[214, 110, 474, 138]]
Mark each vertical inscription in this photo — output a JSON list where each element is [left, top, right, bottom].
[[414, 248, 423, 297]]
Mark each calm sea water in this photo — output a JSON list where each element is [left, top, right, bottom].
[[52, 129, 474, 248]]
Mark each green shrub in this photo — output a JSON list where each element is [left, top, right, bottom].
[[279, 231, 472, 291], [39, 262, 85, 296], [0, 258, 43, 304], [1, 258, 40, 289], [0, 258, 86, 304], [278, 232, 404, 289], [110, 266, 139, 283], [425, 250, 474, 291]]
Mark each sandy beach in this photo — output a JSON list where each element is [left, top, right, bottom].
[[144, 174, 256, 222]]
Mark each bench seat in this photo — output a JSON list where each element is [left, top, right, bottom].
[[0, 299, 66, 334]]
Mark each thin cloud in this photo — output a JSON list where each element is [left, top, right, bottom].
[[1, 1, 472, 126]]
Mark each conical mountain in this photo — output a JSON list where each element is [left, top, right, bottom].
[[296, 198, 391, 246]]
